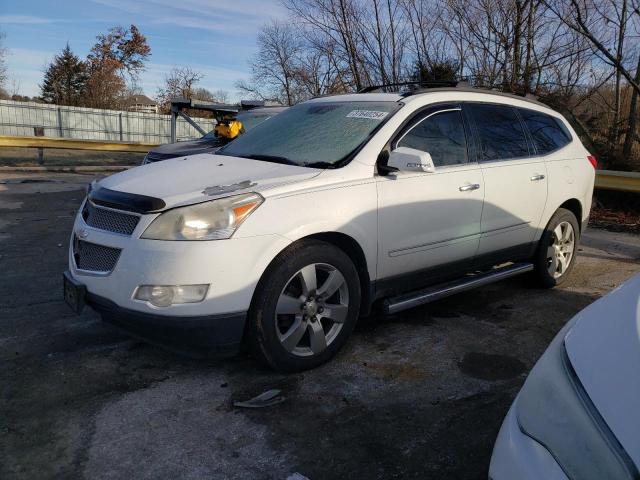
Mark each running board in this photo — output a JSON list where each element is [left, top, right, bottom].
[[383, 263, 534, 315]]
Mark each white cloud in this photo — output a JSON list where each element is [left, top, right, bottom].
[[144, 0, 287, 21], [90, 0, 287, 33], [0, 14, 53, 24], [150, 16, 252, 34]]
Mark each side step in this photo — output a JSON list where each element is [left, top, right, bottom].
[[383, 262, 534, 315]]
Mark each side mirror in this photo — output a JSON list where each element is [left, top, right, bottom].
[[387, 147, 435, 173]]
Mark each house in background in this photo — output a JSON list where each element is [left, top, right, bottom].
[[125, 95, 158, 114]]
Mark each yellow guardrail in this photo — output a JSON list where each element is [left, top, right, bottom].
[[1, 135, 640, 192], [0, 135, 159, 153], [595, 170, 640, 193]]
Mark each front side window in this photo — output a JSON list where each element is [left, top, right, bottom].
[[218, 101, 399, 168], [519, 108, 572, 154], [468, 104, 529, 161], [396, 109, 468, 167]]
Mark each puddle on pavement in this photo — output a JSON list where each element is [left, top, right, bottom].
[[458, 352, 526, 381]]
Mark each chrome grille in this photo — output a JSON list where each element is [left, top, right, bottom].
[[73, 236, 122, 273], [82, 201, 140, 236]]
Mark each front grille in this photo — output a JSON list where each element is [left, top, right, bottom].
[[73, 237, 122, 273], [82, 201, 140, 235]]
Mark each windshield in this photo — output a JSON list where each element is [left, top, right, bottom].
[[217, 101, 398, 168], [238, 113, 274, 130]]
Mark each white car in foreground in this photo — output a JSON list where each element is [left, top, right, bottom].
[[63, 84, 595, 371], [490, 274, 640, 479]]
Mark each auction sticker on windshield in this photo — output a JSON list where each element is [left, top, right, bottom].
[[346, 110, 389, 120]]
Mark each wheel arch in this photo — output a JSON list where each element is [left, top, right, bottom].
[[558, 198, 583, 232], [251, 231, 373, 319], [304, 232, 372, 316]]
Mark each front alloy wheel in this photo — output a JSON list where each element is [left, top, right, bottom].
[[276, 263, 349, 357], [247, 239, 361, 372]]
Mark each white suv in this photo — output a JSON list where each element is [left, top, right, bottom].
[[63, 86, 596, 371]]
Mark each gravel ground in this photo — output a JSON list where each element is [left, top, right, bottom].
[[1, 172, 639, 480]]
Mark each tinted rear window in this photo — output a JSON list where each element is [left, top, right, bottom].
[[519, 108, 571, 154], [467, 104, 529, 161]]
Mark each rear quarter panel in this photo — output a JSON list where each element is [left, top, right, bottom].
[[539, 130, 594, 240]]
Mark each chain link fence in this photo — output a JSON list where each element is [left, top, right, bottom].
[[0, 99, 216, 144]]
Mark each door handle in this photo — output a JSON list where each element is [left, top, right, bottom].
[[530, 174, 545, 181], [459, 183, 480, 192]]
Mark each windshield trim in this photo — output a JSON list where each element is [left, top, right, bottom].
[[216, 100, 404, 169]]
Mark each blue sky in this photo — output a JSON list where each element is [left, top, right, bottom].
[[0, 0, 288, 99]]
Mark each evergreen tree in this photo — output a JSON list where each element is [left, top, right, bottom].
[[412, 59, 460, 84], [40, 44, 88, 105]]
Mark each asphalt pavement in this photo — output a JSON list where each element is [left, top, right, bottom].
[[2, 172, 639, 480]]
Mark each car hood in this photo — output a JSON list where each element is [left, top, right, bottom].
[[97, 153, 322, 209], [149, 138, 219, 157], [565, 273, 640, 467]]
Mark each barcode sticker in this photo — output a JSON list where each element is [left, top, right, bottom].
[[346, 110, 389, 120]]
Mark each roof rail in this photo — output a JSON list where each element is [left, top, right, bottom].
[[358, 80, 461, 94], [357, 80, 540, 102]]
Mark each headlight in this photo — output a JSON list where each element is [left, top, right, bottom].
[[141, 192, 263, 241], [516, 319, 637, 480]]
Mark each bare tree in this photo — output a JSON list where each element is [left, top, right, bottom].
[[544, 0, 639, 161], [283, 0, 370, 90], [237, 20, 302, 105], [156, 67, 204, 112], [0, 30, 8, 94], [213, 89, 230, 103], [237, 0, 639, 168], [546, 0, 640, 94]]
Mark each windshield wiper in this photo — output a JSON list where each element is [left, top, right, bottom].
[[302, 161, 336, 169], [244, 154, 298, 166]]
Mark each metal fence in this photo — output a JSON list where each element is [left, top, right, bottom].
[[0, 99, 216, 143]]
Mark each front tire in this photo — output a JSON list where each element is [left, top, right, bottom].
[[532, 208, 579, 288], [247, 240, 361, 372]]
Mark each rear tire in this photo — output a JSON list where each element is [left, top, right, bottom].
[[532, 208, 579, 288], [247, 239, 361, 372]]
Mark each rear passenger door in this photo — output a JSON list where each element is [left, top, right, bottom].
[[465, 103, 548, 258]]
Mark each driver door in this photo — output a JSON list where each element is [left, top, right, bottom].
[[376, 105, 484, 283]]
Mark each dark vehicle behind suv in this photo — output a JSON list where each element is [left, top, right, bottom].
[[142, 106, 287, 164]]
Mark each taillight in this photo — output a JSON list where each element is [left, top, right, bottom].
[[587, 155, 598, 169]]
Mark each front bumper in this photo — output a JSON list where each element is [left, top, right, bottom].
[[69, 205, 291, 317], [87, 290, 246, 356], [489, 399, 568, 480]]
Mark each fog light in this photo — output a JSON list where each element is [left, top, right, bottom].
[[135, 284, 209, 307]]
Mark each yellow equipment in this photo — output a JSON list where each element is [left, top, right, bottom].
[[215, 119, 244, 140]]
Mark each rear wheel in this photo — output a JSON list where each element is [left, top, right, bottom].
[[532, 208, 579, 288], [247, 240, 361, 372]]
